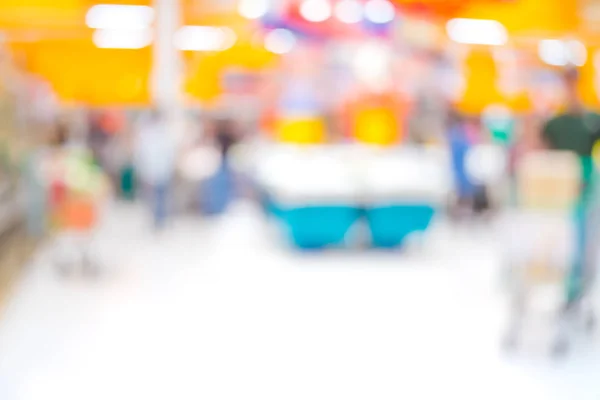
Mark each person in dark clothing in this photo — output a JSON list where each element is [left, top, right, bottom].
[[199, 118, 240, 215], [52, 122, 69, 147], [88, 111, 105, 165], [542, 68, 600, 164], [447, 110, 473, 217], [214, 118, 239, 159], [541, 68, 600, 304]]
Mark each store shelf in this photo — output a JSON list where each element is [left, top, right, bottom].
[[0, 192, 36, 314]]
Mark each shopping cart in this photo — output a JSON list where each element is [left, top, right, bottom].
[[47, 150, 108, 277], [502, 150, 596, 356]]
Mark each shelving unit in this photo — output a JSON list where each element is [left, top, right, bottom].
[[0, 45, 42, 307], [0, 46, 22, 239]]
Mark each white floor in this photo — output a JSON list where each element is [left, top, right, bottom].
[[1, 201, 600, 400]]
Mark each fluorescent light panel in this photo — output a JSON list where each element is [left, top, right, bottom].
[[446, 18, 507, 46], [93, 29, 153, 49], [300, 0, 332, 22], [238, 0, 269, 20], [86, 4, 154, 30], [174, 26, 237, 51], [538, 39, 587, 67], [265, 29, 296, 54], [335, 0, 363, 24], [364, 0, 395, 24]]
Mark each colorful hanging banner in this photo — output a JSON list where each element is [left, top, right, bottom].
[[260, 0, 394, 40]]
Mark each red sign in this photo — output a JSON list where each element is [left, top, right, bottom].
[[393, 0, 512, 18]]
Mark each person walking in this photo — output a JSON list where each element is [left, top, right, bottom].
[[134, 109, 176, 230], [541, 68, 600, 304], [197, 117, 239, 215]]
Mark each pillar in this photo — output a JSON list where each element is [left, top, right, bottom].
[[152, 0, 185, 141]]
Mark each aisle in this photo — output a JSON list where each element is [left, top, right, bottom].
[[0, 202, 599, 400]]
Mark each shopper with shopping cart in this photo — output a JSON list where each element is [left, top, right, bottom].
[[504, 68, 600, 356], [542, 68, 600, 305], [45, 123, 110, 276]]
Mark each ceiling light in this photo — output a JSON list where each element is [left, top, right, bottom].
[[300, 0, 332, 23], [538, 39, 587, 67], [238, 0, 269, 20], [539, 39, 569, 66], [353, 42, 392, 89], [364, 0, 395, 24], [334, 0, 363, 24], [265, 29, 296, 54], [446, 18, 507, 46], [174, 26, 236, 51], [220, 27, 238, 50], [86, 4, 154, 30], [93, 29, 153, 49]]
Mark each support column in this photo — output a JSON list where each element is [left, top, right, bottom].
[[152, 0, 184, 141]]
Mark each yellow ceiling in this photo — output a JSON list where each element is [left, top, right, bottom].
[[461, 0, 579, 38], [0, 0, 268, 106], [2, 0, 596, 107], [0, 0, 589, 41], [0, 0, 234, 40]]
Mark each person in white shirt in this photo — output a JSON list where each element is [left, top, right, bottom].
[[135, 109, 176, 229]]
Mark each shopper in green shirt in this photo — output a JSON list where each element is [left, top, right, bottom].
[[542, 68, 600, 303], [542, 69, 600, 185]]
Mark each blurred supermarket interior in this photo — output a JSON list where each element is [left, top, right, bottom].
[[4, 0, 600, 398]]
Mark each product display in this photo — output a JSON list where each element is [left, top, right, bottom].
[[256, 144, 450, 249]]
